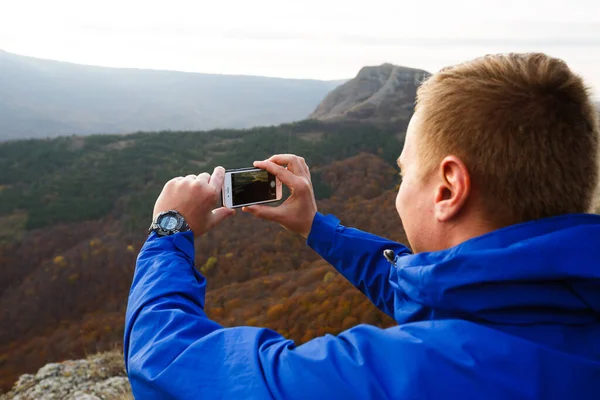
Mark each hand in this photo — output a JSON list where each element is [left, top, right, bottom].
[[243, 154, 317, 238], [153, 167, 235, 237]]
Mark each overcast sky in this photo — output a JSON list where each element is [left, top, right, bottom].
[[1, 0, 599, 96]]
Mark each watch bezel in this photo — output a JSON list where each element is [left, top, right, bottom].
[[152, 210, 188, 236]]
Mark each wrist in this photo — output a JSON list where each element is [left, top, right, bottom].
[[301, 210, 318, 238]]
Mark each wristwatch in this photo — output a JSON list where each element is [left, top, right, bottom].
[[149, 210, 191, 236]]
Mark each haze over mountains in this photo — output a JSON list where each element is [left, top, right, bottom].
[[0, 50, 343, 141]]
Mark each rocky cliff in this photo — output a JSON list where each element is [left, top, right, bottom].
[[1, 352, 131, 400], [310, 63, 430, 124]]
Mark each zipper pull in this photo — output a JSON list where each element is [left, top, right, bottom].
[[383, 249, 396, 265]]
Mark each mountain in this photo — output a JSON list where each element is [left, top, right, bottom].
[[0, 50, 342, 140], [310, 63, 430, 124]]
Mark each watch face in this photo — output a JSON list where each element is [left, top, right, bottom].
[[160, 215, 179, 230]]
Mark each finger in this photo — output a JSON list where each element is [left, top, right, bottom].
[[242, 204, 283, 222], [209, 166, 225, 190], [166, 176, 184, 186], [265, 154, 298, 164], [253, 160, 301, 187], [209, 207, 236, 229], [184, 174, 197, 180], [264, 154, 305, 173], [196, 172, 210, 184]]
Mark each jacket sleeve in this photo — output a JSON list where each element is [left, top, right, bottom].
[[306, 213, 412, 317], [124, 231, 418, 400]]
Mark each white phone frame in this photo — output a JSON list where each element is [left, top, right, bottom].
[[222, 168, 283, 209]]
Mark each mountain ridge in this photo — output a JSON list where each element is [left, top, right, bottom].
[[0, 50, 342, 140], [0, 49, 347, 82]]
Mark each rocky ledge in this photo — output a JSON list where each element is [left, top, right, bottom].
[[1, 352, 131, 400]]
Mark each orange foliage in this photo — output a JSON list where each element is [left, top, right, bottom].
[[0, 153, 406, 392]]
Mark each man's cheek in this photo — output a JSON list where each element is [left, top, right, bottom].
[[395, 186, 407, 218]]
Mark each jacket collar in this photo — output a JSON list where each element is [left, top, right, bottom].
[[390, 214, 600, 325]]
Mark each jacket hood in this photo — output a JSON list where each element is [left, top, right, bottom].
[[390, 213, 600, 325]]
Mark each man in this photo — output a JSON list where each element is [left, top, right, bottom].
[[124, 53, 600, 399]]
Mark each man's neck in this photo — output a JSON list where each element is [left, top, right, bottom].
[[441, 210, 499, 251]]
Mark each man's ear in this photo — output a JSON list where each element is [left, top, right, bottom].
[[434, 155, 471, 222]]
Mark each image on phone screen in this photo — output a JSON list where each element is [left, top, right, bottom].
[[223, 168, 282, 208]]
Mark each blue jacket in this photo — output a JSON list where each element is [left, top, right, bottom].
[[124, 212, 600, 399]]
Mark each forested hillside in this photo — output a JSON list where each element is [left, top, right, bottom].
[[0, 120, 409, 392]]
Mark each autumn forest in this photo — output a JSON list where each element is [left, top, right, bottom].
[[0, 120, 410, 391]]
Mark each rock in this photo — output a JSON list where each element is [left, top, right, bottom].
[[1, 352, 131, 400], [310, 63, 431, 124]]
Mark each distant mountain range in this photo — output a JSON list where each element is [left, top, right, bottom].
[[0, 50, 343, 140]]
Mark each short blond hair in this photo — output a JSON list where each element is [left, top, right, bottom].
[[416, 53, 599, 225]]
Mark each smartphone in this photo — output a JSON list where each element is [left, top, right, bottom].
[[222, 167, 282, 209]]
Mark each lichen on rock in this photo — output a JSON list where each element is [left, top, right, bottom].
[[1, 352, 132, 400]]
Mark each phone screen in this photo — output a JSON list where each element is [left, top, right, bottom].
[[231, 169, 277, 207]]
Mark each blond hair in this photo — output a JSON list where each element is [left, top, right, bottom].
[[416, 53, 599, 224]]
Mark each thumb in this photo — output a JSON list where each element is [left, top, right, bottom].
[[209, 207, 235, 228], [242, 204, 282, 222]]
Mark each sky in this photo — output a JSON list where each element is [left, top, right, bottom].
[[1, 0, 599, 96]]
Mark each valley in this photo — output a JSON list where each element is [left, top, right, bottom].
[[0, 119, 408, 392]]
